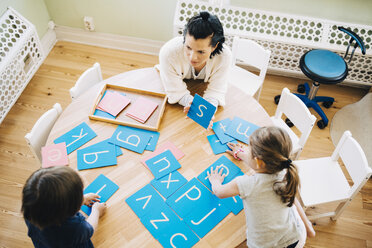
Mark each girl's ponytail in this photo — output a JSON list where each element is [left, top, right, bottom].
[[273, 160, 299, 207]]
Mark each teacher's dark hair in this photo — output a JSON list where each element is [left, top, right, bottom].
[[21, 166, 84, 229], [183, 11, 225, 58]]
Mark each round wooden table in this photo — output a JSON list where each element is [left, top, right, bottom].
[[47, 67, 273, 248]]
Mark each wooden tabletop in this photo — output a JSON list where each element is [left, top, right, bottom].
[[47, 67, 273, 248]]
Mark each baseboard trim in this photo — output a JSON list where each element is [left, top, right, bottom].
[[40, 28, 57, 58], [54, 26, 164, 56]]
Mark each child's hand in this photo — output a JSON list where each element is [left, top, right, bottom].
[[183, 100, 193, 116], [92, 202, 106, 217], [207, 115, 215, 131], [226, 143, 245, 160], [83, 193, 101, 207], [207, 165, 226, 185]]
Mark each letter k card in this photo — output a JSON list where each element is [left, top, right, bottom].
[[187, 94, 216, 129]]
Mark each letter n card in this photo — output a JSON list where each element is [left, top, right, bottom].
[[54, 122, 97, 154], [187, 94, 216, 129], [197, 155, 242, 191], [81, 174, 119, 216], [145, 150, 181, 180]]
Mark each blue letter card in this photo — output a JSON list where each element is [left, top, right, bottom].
[[126, 184, 166, 219], [212, 118, 235, 144], [81, 174, 119, 215], [197, 155, 242, 191], [125, 126, 160, 151], [54, 122, 97, 154], [183, 197, 230, 238], [109, 125, 152, 154], [220, 195, 244, 215], [187, 94, 216, 129], [207, 134, 237, 155], [141, 206, 199, 247], [225, 117, 260, 144], [145, 149, 182, 180], [166, 178, 220, 219], [85, 138, 122, 156], [77, 141, 117, 170], [151, 171, 188, 199]]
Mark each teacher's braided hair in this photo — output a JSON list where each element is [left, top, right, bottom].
[[249, 126, 300, 207], [183, 11, 225, 57]]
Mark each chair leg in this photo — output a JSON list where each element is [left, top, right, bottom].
[[331, 201, 349, 221], [313, 96, 335, 103], [308, 100, 329, 126]]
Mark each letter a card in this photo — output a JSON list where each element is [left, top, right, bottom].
[[109, 125, 152, 154], [54, 122, 97, 154], [187, 94, 216, 129], [77, 141, 117, 170], [81, 174, 119, 216], [225, 116, 260, 144], [41, 142, 69, 168], [145, 150, 181, 180]]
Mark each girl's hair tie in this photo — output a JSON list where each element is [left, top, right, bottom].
[[282, 159, 292, 168], [199, 11, 210, 21]]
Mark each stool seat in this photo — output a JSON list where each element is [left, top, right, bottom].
[[300, 50, 348, 84]]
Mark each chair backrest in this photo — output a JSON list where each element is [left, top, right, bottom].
[[331, 131, 372, 196], [24, 103, 63, 163], [70, 62, 103, 100], [231, 36, 271, 83], [338, 26, 366, 62], [275, 88, 316, 146]]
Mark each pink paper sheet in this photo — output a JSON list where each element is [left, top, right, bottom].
[[125, 96, 158, 123], [41, 142, 69, 168], [141, 141, 184, 167], [98, 91, 131, 117]]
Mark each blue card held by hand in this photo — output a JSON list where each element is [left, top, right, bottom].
[[151, 170, 188, 199], [54, 122, 97, 154], [126, 183, 166, 219], [212, 118, 235, 144], [225, 116, 260, 144], [145, 149, 182, 180], [207, 134, 237, 155], [187, 94, 216, 129], [81, 174, 119, 216], [77, 141, 117, 170], [197, 155, 242, 191]]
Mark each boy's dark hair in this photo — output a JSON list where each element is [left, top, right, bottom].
[[21, 166, 84, 229], [183, 11, 225, 58]]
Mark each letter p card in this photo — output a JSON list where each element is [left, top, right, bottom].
[[187, 94, 216, 129]]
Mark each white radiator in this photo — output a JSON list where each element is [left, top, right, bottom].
[[0, 7, 44, 124], [174, 0, 372, 87]]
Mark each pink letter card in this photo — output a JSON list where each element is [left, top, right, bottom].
[[141, 141, 184, 167], [41, 142, 69, 168], [126, 96, 158, 123], [97, 91, 131, 117]]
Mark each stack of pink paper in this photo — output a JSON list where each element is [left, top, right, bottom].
[[97, 91, 131, 117], [126, 96, 158, 123]]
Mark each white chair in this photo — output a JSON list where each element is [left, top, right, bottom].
[[295, 131, 372, 221], [69, 62, 103, 100], [230, 36, 271, 100], [271, 88, 316, 160], [24, 103, 63, 163]]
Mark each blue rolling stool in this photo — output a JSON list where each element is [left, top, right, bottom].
[[275, 27, 366, 129]]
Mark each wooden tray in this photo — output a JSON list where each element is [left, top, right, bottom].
[[89, 84, 167, 131]]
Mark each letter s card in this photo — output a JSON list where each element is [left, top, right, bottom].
[[187, 94, 216, 129]]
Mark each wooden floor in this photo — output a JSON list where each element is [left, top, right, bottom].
[[0, 41, 370, 248]]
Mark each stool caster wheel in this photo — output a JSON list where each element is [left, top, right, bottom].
[[317, 120, 327, 129], [274, 95, 281, 105], [297, 84, 306, 93], [285, 118, 294, 127], [322, 101, 333, 108]]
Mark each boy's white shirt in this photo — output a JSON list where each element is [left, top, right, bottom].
[[157, 36, 232, 106]]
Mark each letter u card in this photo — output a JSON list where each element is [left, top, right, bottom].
[[187, 94, 216, 129], [225, 116, 260, 144], [54, 122, 97, 154], [81, 174, 119, 216]]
